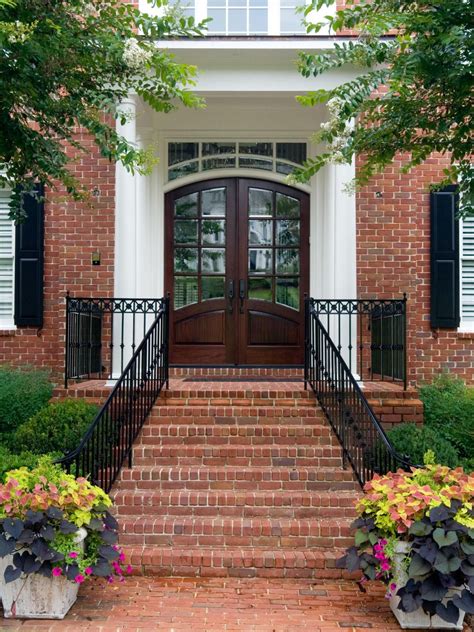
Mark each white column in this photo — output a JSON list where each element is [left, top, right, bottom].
[[115, 96, 137, 299], [113, 97, 137, 378]]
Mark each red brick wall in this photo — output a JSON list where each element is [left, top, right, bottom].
[[356, 153, 474, 386], [0, 134, 115, 383]]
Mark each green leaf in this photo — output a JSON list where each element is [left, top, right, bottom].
[[433, 528, 458, 548], [409, 521, 433, 537], [408, 554, 432, 578], [354, 529, 369, 547]]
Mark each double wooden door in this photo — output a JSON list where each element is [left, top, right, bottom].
[[165, 178, 309, 365]]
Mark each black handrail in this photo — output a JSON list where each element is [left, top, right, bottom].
[[304, 297, 414, 486], [57, 296, 170, 492]]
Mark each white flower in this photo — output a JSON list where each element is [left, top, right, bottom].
[[327, 97, 344, 117], [320, 121, 333, 132], [123, 38, 153, 70], [342, 180, 357, 196], [328, 151, 347, 164]]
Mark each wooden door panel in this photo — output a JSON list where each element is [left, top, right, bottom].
[[247, 311, 299, 346], [175, 311, 226, 345]]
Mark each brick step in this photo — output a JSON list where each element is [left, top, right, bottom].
[[118, 516, 354, 549], [147, 410, 327, 425], [169, 368, 304, 377], [116, 466, 359, 492], [164, 384, 311, 396], [160, 397, 315, 409], [139, 424, 337, 447], [132, 444, 343, 468], [122, 545, 353, 579], [111, 488, 359, 518]]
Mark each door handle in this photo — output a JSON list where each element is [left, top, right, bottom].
[[239, 279, 246, 314], [228, 279, 235, 314]]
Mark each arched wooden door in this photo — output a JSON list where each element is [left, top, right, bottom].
[[165, 178, 309, 365]]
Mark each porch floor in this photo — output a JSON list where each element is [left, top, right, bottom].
[[3, 576, 465, 631]]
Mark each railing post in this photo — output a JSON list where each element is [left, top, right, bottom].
[[304, 294, 309, 390], [64, 291, 70, 389], [165, 293, 170, 389], [403, 292, 408, 390]]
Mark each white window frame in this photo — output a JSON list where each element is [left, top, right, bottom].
[[140, 0, 333, 36], [459, 215, 474, 332], [0, 188, 16, 330]]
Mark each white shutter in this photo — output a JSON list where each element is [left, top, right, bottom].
[[461, 216, 474, 322], [0, 190, 14, 323]]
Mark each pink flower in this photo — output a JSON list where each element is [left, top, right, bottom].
[[52, 567, 63, 577], [107, 576, 114, 584], [390, 583, 397, 592], [75, 574, 85, 584], [84, 567, 93, 576], [119, 551, 125, 562], [126, 565, 132, 574], [379, 539, 387, 546], [68, 551, 78, 559], [381, 561, 390, 572]]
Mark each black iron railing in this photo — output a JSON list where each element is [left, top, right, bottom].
[[312, 297, 407, 389], [305, 297, 412, 485], [58, 297, 169, 492], [65, 296, 163, 387]]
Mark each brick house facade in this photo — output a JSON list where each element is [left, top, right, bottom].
[[0, 2, 472, 388]]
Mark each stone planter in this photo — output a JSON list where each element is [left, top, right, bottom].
[[0, 527, 87, 619], [389, 541, 466, 630]]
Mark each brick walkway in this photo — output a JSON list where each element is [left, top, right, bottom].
[[1, 577, 472, 631]]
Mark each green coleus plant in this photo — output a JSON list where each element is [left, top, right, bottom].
[[0, 457, 130, 585], [337, 453, 474, 625]]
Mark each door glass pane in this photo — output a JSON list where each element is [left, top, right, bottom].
[[276, 193, 300, 218], [249, 219, 273, 246], [276, 219, 300, 246], [249, 188, 273, 217], [202, 142, 236, 156], [202, 276, 225, 301], [248, 248, 272, 274], [239, 142, 272, 156], [175, 220, 198, 244], [174, 248, 198, 273], [202, 248, 226, 273], [202, 188, 226, 216], [174, 277, 198, 309], [175, 193, 198, 218], [202, 219, 225, 245], [276, 249, 300, 274], [248, 277, 272, 301], [276, 277, 299, 310]]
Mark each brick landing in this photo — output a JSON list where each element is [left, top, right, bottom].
[[4, 577, 470, 631]]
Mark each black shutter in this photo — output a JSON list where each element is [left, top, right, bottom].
[[14, 184, 45, 327], [430, 186, 460, 328]]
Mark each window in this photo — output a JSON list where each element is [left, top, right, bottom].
[[280, 0, 305, 34], [167, 140, 307, 182], [0, 189, 14, 327], [207, 0, 268, 35], [140, 0, 334, 35], [461, 216, 474, 327]]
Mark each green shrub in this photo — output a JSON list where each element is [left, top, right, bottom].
[[0, 366, 53, 439], [0, 446, 61, 482], [387, 423, 460, 469], [14, 399, 98, 456], [420, 373, 474, 464]]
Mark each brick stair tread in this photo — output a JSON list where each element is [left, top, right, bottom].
[[111, 488, 360, 518], [132, 444, 343, 466], [147, 412, 327, 424], [122, 545, 355, 578], [119, 515, 354, 533], [119, 464, 357, 479]]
